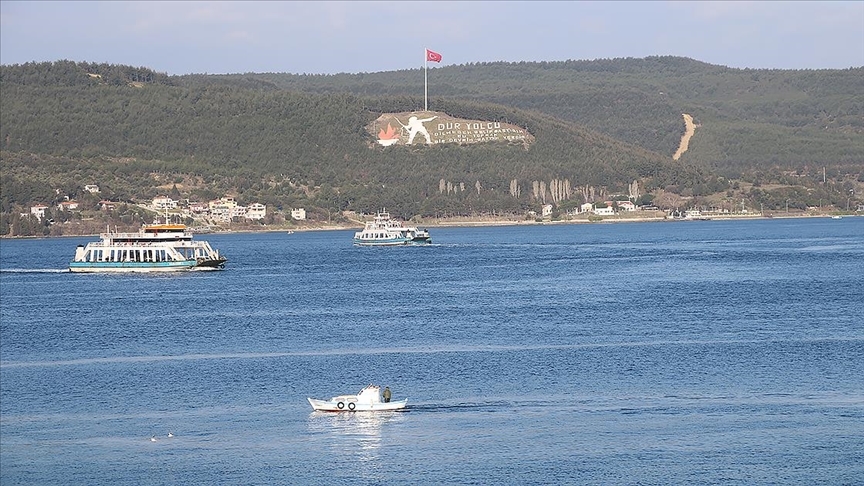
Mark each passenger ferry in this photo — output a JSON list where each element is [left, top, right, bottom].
[[353, 210, 431, 246], [69, 218, 227, 273]]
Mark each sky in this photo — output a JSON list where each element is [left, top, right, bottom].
[[1, 1, 862, 75]]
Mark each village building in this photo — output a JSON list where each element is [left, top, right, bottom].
[[57, 201, 80, 211], [30, 205, 49, 220], [209, 197, 237, 209], [291, 208, 306, 220], [208, 197, 239, 222], [188, 202, 208, 214], [246, 203, 267, 220], [152, 196, 177, 210], [617, 201, 636, 211], [593, 205, 615, 216]]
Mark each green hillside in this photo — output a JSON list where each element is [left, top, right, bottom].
[[1, 58, 861, 236], [189, 56, 864, 171]]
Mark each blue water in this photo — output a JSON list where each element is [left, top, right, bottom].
[[2, 218, 863, 485]]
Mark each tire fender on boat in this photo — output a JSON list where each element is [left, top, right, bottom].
[[337, 402, 345, 409], [348, 402, 356, 411]]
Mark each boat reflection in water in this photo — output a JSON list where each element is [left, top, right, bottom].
[[307, 407, 406, 464]]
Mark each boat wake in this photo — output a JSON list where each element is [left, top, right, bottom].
[[408, 400, 536, 413], [0, 268, 68, 274]]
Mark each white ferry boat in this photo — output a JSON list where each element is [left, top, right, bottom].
[[353, 209, 431, 246], [69, 219, 227, 273], [684, 209, 711, 221]]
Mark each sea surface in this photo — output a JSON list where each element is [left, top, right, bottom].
[[1, 217, 863, 485]]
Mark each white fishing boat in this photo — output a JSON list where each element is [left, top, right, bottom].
[[307, 385, 407, 412], [69, 217, 227, 273], [353, 209, 431, 246]]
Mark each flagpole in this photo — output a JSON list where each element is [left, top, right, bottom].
[[424, 48, 428, 112]]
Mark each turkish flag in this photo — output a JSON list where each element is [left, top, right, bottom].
[[426, 49, 442, 63]]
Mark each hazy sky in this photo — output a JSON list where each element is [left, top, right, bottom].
[[1, 1, 862, 75]]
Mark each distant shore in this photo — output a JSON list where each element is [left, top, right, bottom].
[[329, 212, 854, 229], [218, 211, 858, 236], [1, 211, 857, 239]]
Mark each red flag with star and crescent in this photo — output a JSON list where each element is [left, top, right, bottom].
[[426, 49, 442, 63]]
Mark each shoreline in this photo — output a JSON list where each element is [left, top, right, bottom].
[[0, 212, 856, 240]]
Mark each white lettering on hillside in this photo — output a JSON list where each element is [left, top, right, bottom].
[[436, 122, 502, 130], [431, 121, 526, 144], [372, 114, 531, 146]]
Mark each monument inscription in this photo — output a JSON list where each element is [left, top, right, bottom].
[[369, 111, 533, 147]]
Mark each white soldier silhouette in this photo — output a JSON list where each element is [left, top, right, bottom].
[[398, 115, 437, 144]]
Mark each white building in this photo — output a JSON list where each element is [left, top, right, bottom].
[[209, 197, 238, 223], [188, 202, 208, 214], [152, 196, 177, 210], [99, 200, 118, 211], [30, 205, 49, 220], [617, 201, 636, 211], [84, 184, 100, 194], [246, 203, 267, 220], [209, 197, 237, 210], [210, 208, 231, 222], [291, 208, 306, 220], [541, 204, 553, 217], [580, 203, 594, 214], [57, 201, 80, 211], [593, 205, 615, 215]]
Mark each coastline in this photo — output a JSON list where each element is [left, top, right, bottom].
[[1, 212, 856, 239], [160, 211, 861, 235]]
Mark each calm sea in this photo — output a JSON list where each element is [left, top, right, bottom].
[[1, 218, 863, 485]]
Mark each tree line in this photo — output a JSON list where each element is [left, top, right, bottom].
[[1, 59, 861, 237]]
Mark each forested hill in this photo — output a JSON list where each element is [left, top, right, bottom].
[[0, 58, 861, 237], [1, 60, 700, 221], [181, 56, 864, 174]]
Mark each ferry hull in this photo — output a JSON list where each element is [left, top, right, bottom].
[[194, 257, 228, 269], [69, 261, 198, 273], [353, 237, 431, 246]]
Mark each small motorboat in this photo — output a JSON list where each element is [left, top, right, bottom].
[[307, 384, 407, 412]]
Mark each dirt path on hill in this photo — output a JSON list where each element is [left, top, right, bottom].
[[673, 113, 696, 160]]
